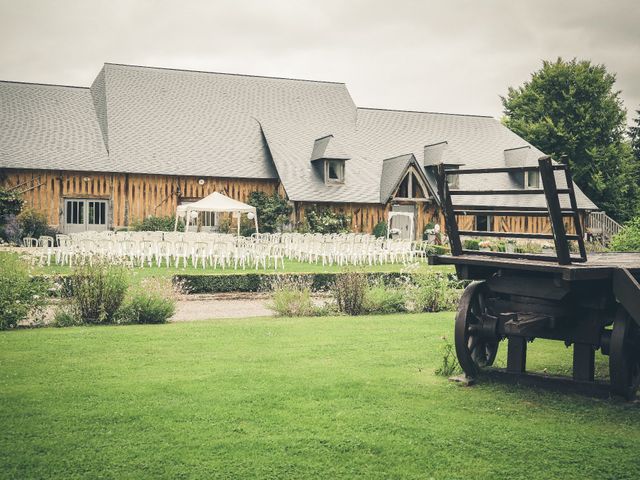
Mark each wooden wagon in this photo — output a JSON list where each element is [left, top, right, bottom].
[[430, 157, 640, 399]]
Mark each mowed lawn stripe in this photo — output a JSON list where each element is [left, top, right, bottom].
[[1, 314, 639, 479]]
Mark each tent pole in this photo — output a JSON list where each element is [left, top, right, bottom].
[[174, 214, 179, 232], [185, 209, 190, 233], [237, 213, 241, 237], [254, 212, 259, 234]]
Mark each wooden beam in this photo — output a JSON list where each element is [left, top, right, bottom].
[[539, 156, 572, 265], [450, 188, 570, 196], [446, 164, 567, 175]]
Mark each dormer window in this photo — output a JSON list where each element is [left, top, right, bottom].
[[446, 165, 460, 189], [325, 159, 345, 184], [526, 170, 540, 189], [310, 135, 350, 186]]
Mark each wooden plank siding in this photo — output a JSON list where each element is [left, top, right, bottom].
[[455, 214, 583, 235], [1, 169, 278, 228], [294, 201, 440, 235], [1, 168, 586, 236]]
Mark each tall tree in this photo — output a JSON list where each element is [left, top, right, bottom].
[[630, 108, 640, 161], [502, 58, 639, 222]]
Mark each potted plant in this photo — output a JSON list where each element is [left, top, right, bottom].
[[479, 240, 492, 252]]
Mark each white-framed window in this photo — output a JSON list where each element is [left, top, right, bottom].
[[63, 198, 109, 233], [475, 215, 493, 232], [526, 170, 540, 189], [201, 211, 217, 227], [325, 160, 345, 184], [446, 165, 460, 189], [65, 199, 85, 225]]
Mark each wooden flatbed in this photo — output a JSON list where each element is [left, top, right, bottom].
[[431, 252, 640, 281], [430, 157, 640, 399]]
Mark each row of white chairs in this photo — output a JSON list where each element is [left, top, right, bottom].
[[22, 231, 426, 269]]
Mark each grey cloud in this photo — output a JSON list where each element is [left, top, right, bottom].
[[0, 0, 638, 121]]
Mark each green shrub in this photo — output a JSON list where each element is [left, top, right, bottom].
[[419, 243, 450, 256], [118, 277, 178, 324], [130, 215, 184, 232], [0, 253, 46, 329], [247, 191, 292, 233], [515, 241, 543, 254], [610, 217, 640, 252], [463, 239, 480, 251], [173, 272, 414, 294], [18, 208, 56, 238], [332, 272, 367, 315], [0, 214, 22, 244], [410, 271, 460, 312], [52, 306, 81, 327], [363, 285, 406, 314], [372, 221, 388, 238], [67, 261, 128, 324], [117, 293, 175, 324], [268, 276, 320, 317], [306, 207, 351, 234], [0, 187, 23, 217]]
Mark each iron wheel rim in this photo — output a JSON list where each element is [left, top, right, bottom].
[[455, 281, 499, 379]]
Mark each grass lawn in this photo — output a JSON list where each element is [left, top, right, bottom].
[[1, 314, 639, 479]]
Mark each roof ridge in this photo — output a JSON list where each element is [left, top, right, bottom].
[[382, 153, 414, 162], [358, 106, 493, 119], [104, 62, 346, 85], [0, 80, 88, 90]]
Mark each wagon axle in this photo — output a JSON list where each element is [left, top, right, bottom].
[[454, 279, 640, 399]]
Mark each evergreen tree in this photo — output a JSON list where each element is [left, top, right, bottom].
[[630, 108, 640, 161], [502, 58, 639, 222]]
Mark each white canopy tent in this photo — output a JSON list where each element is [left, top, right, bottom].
[[175, 192, 258, 235]]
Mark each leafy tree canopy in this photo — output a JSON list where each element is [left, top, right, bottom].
[[247, 191, 292, 233], [630, 108, 640, 161], [610, 216, 640, 252], [502, 58, 640, 222]]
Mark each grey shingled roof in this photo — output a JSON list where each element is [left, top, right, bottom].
[[355, 108, 597, 210], [0, 64, 598, 210], [379, 154, 413, 203], [310, 135, 351, 162], [378, 154, 435, 203], [0, 81, 109, 171]]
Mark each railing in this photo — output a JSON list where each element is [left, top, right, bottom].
[[586, 211, 622, 245], [437, 156, 587, 265]]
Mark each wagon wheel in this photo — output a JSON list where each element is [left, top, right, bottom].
[[609, 306, 640, 400], [455, 281, 499, 379]]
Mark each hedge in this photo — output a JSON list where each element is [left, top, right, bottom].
[[33, 271, 466, 296], [174, 272, 464, 294]]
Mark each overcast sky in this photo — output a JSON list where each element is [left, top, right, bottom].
[[1, 0, 638, 122]]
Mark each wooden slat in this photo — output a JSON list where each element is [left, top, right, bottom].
[[446, 165, 567, 175], [450, 188, 571, 196], [459, 230, 580, 240]]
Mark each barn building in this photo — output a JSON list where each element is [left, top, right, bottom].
[[0, 63, 597, 237]]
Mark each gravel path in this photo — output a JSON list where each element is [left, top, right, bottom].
[[171, 294, 274, 321]]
